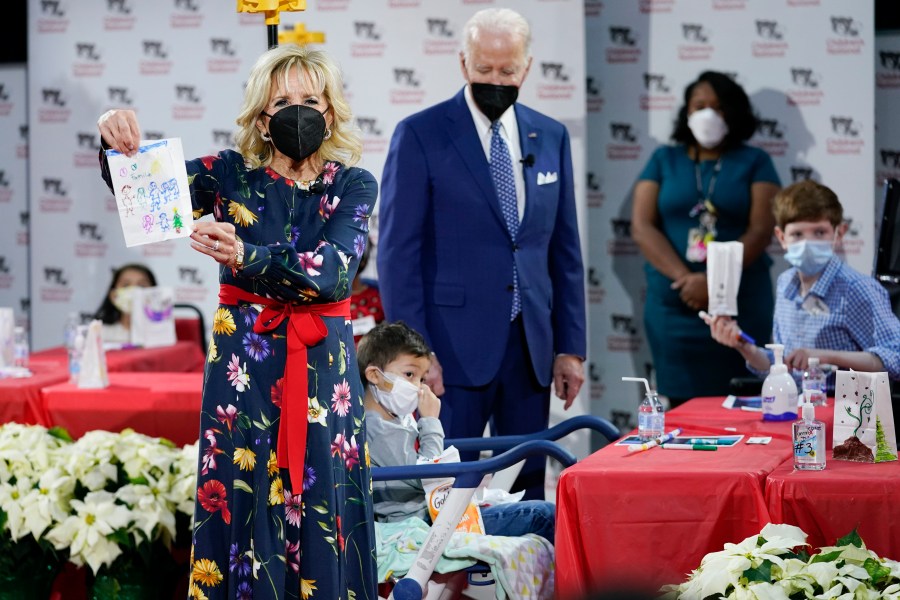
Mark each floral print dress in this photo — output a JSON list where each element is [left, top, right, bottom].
[[183, 151, 377, 600]]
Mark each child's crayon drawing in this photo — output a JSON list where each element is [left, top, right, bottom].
[[106, 138, 193, 247]]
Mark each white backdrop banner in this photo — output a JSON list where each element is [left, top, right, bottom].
[[0, 66, 29, 333], [585, 0, 875, 432], [26, 0, 586, 343]]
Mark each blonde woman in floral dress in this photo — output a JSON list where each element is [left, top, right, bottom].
[[97, 45, 377, 600]]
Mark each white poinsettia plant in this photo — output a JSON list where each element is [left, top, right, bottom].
[[663, 524, 900, 600], [0, 423, 198, 575]]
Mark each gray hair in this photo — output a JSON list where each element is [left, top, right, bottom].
[[461, 8, 532, 64]]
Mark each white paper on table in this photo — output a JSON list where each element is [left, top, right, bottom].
[[106, 138, 194, 247]]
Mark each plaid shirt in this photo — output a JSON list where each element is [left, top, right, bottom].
[[749, 256, 900, 383]]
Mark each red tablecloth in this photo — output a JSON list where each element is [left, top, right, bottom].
[[0, 358, 70, 425], [32, 340, 205, 374], [765, 454, 900, 560], [41, 372, 202, 446], [555, 397, 813, 598]]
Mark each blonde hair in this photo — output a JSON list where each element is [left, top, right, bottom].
[[235, 44, 362, 169]]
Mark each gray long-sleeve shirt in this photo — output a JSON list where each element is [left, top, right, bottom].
[[365, 410, 444, 523]]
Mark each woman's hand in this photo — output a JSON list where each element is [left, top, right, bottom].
[[190, 221, 241, 268], [417, 384, 441, 419], [97, 109, 142, 157], [671, 272, 708, 311]]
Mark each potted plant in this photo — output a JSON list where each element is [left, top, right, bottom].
[[664, 523, 900, 599]]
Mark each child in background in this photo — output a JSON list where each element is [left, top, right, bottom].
[[94, 263, 156, 345], [710, 180, 900, 384], [350, 238, 384, 344], [358, 321, 556, 541]]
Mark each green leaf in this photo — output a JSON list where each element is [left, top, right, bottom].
[[312, 504, 329, 515], [742, 560, 772, 583], [252, 420, 268, 431], [237, 414, 252, 430], [233, 480, 253, 494], [129, 476, 149, 486], [91, 575, 121, 598], [756, 536, 768, 547], [863, 557, 891, 584], [47, 426, 73, 442], [836, 529, 863, 548], [811, 550, 843, 564], [108, 528, 132, 549], [260, 412, 271, 427], [317, 521, 332, 532]]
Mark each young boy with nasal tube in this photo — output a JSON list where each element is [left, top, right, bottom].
[[358, 320, 556, 541], [710, 179, 900, 385]]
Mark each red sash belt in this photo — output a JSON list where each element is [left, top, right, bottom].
[[218, 284, 351, 492]]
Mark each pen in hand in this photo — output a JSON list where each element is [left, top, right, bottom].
[[698, 310, 756, 345]]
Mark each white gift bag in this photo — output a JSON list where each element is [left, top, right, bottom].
[[130, 286, 176, 348], [706, 241, 743, 316], [832, 370, 897, 463], [78, 320, 109, 389]]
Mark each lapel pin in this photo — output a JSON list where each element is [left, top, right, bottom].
[[528, 132, 537, 138]]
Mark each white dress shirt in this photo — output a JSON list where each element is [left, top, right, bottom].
[[464, 84, 526, 221]]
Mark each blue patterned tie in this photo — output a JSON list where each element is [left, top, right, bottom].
[[489, 121, 521, 320]]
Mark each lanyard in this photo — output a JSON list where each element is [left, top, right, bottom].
[[695, 157, 722, 204]]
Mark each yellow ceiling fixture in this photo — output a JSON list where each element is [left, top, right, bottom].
[[236, 0, 324, 49]]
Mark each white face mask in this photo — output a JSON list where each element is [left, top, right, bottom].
[[371, 369, 420, 418], [688, 107, 729, 149], [110, 286, 138, 314]]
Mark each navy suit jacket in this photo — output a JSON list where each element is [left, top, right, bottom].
[[378, 88, 585, 388]]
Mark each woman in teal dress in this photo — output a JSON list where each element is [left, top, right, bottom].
[[631, 71, 781, 405], [98, 45, 377, 600]]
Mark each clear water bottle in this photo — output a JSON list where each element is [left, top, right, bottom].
[[802, 357, 827, 407], [638, 390, 665, 442], [64, 312, 81, 382], [13, 326, 29, 370], [623, 377, 665, 442]]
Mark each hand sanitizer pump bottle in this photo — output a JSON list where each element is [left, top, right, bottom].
[[762, 343, 798, 421], [793, 402, 826, 470]]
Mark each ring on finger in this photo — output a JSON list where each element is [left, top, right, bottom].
[[213, 240, 220, 252]]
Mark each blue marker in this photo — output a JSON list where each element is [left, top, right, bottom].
[[737, 330, 756, 345]]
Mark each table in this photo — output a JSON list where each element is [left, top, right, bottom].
[[31, 340, 205, 374], [554, 397, 824, 598], [41, 372, 202, 446], [766, 455, 900, 560], [0, 358, 69, 425]]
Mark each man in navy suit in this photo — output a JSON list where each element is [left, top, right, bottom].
[[378, 7, 585, 500]]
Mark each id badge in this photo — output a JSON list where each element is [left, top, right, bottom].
[[686, 227, 708, 263]]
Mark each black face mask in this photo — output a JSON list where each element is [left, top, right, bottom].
[[262, 104, 327, 162], [470, 83, 519, 122]]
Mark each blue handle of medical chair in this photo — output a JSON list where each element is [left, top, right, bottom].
[[444, 414, 620, 452], [371, 439, 577, 489]]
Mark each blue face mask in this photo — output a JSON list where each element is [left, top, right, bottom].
[[784, 240, 834, 276]]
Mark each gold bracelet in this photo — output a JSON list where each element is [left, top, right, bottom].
[[234, 237, 245, 270]]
